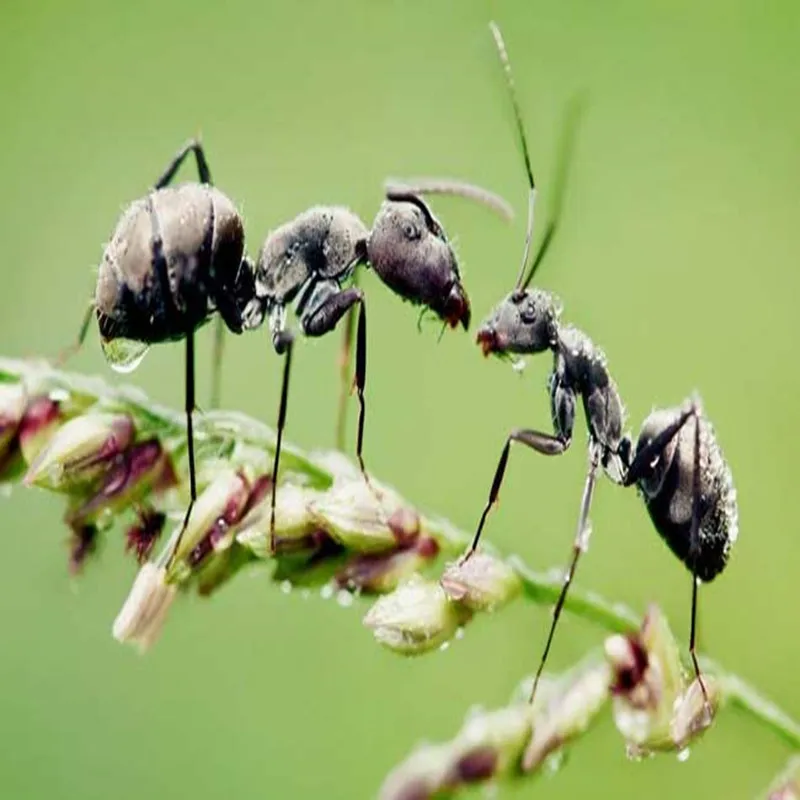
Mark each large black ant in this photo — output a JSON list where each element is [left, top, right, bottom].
[[460, 23, 738, 706], [64, 139, 512, 563]]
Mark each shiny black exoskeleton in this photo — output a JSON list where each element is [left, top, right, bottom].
[[626, 401, 738, 584], [66, 139, 256, 564], [461, 23, 738, 706]]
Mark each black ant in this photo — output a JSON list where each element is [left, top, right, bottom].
[[64, 139, 512, 563], [460, 23, 738, 706]]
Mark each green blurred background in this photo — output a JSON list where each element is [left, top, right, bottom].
[[1, 0, 798, 797]]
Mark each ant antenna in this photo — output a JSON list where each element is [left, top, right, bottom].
[[490, 21, 585, 293], [384, 178, 514, 223], [521, 93, 584, 291], [489, 21, 536, 293]]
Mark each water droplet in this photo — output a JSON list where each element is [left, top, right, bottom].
[[336, 590, 354, 608], [544, 750, 565, 775], [300, 588, 311, 600], [677, 747, 691, 763], [455, 626, 465, 640], [0, 483, 12, 499], [280, 580, 292, 594], [625, 743, 646, 762], [320, 583, 334, 600], [612, 602, 633, 619], [545, 566, 563, 582], [101, 337, 150, 373], [439, 640, 450, 652]]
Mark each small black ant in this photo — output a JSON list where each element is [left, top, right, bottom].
[[460, 23, 738, 706]]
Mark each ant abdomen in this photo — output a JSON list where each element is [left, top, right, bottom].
[[96, 184, 245, 349], [633, 408, 738, 582]]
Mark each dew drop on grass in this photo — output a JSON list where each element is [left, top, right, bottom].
[[455, 626, 465, 640], [336, 589, 354, 608], [544, 750, 565, 776], [625, 743, 647, 762], [439, 640, 450, 652], [320, 583, 334, 600], [101, 338, 149, 373], [280, 579, 292, 595], [0, 483, 11, 499], [677, 748, 691, 763]]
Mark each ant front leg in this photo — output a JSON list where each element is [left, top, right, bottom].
[[300, 281, 369, 481], [462, 371, 576, 563], [335, 272, 360, 451]]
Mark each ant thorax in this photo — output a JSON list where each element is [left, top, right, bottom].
[[555, 324, 609, 387]]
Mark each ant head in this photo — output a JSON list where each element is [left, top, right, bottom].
[[632, 408, 685, 498], [367, 194, 470, 330], [476, 288, 559, 357]]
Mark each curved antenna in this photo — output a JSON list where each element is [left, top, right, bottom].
[[520, 93, 585, 291], [489, 21, 537, 291], [384, 177, 514, 223], [384, 189, 441, 234]]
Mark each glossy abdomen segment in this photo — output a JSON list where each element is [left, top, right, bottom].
[[95, 184, 243, 343], [643, 426, 737, 583]]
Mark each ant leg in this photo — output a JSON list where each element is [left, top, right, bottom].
[[462, 428, 571, 563], [530, 441, 602, 704], [687, 410, 710, 708], [353, 300, 369, 481], [335, 274, 359, 451], [166, 330, 198, 568], [622, 401, 699, 487], [300, 283, 368, 478], [56, 300, 94, 366], [269, 329, 294, 554], [210, 315, 225, 409], [464, 374, 576, 562], [154, 139, 212, 188]]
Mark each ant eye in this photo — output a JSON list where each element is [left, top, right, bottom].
[[403, 223, 421, 241], [519, 302, 537, 324]]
